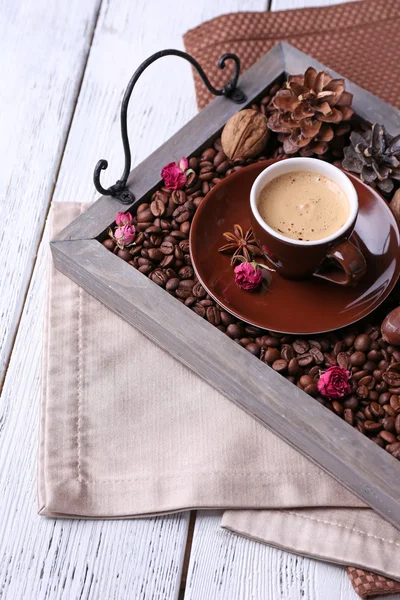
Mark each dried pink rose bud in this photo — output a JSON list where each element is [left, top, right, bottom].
[[161, 157, 189, 190], [318, 366, 351, 399], [114, 224, 136, 248], [116, 211, 133, 226], [234, 261, 263, 291]]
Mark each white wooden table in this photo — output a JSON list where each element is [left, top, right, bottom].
[[1, 0, 392, 598]]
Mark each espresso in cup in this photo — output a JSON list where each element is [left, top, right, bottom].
[[250, 158, 367, 285], [257, 171, 350, 242]]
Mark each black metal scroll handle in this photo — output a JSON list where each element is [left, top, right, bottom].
[[93, 49, 246, 203]]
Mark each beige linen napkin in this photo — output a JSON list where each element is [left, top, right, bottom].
[[40, 202, 400, 584]]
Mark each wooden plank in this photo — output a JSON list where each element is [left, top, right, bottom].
[[1, 1, 268, 598], [0, 0, 101, 387], [52, 236, 400, 531], [0, 217, 190, 600], [184, 511, 359, 600]]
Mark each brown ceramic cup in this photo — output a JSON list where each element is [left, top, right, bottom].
[[249, 157, 367, 286]]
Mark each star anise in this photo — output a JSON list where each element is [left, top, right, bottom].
[[218, 224, 262, 265]]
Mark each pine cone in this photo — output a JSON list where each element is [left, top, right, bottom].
[[342, 124, 400, 195], [267, 67, 354, 157]]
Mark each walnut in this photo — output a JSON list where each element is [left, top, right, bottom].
[[221, 109, 270, 160], [390, 188, 400, 222]]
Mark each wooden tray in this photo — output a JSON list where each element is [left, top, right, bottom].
[[51, 43, 400, 529]]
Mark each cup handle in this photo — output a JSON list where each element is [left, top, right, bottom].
[[314, 240, 367, 286]]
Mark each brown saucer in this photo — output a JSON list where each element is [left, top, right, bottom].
[[189, 160, 400, 334]]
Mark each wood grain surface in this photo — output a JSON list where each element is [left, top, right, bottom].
[[0, 0, 101, 387], [2, 0, 395, 599]]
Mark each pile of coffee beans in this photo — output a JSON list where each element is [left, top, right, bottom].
[[102, 89, 400, 460]]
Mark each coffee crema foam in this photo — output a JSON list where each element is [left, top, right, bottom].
[[257, 171, 350, 242]]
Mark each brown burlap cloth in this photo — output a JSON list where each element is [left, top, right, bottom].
[[184, 0, 400, 112], [184, 1, 400, 597]]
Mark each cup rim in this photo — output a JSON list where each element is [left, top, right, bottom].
[[250, 157, 359, 247]]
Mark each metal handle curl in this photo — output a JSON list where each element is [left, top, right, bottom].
[[93, 49, 246, 203]]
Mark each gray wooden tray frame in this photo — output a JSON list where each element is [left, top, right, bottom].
[[52, 43, 400, 530]]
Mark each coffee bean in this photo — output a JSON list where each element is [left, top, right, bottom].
[[308, 340, 322, 350], [299, 374, 314, 388], [324, 353, 337, 367], [178, 266, 194, 280], [370, 402, 384, 418], [264, 347, 281, 364], [103, 238, 115, 251], [213, 151, 227, 167], [337, 352, 351, 370], [180, 221, 191, 234], [176, 287, 193, 299], [226, 323, 244, 339], [262, 336, 280, 348], [383, 404, 396, 418], [166, 277, 180, 292], [219, 311, 235, 326], [332, 401, 344, 417], [138, 264, 152, 274], [293, 339, 309, 354], [350, 351, 367, 367], [281, 345, 295, 361], [160, 254, 174, 268], [390, 394, 400, 413], [354, 334, 371, 352], [395, 414, 400, 434], [383, 371, 400, 387], [308, 366, 320, 378], [184, 296, 196, 307], [343, 333, 356, 347], [272, 359, 288, 373], [117, 248, 131, 261], [147, 248, 164, 262], [364, 420, 382, 433], [160, 241, 175, 255], [206, 306, 220, 326], [344, 408, 354, 425], [246, 343, 261, 357], [150, 199, 166, 217], [356, 385, 369, 399], [383, 416, 396, 432], [192, 304, 206, 318], [343, 395, 358, 410], [333, 341, 344, 355], [137, 202, 150, 213], [149, 269, 168, 287], [304, 383, 319, 397], [359, 375, 374, 390], [192, 282, 206, 298], [310, 347, 324, 364], [371, 436, 385, 447], [375, 381, 388, 394], [201, 148, 216, 162], [298, 353, 314, 367], [380, 430, 397, 444], [386, 442, 400, 454], [287, 358, 301, 377], [216, 160, 231, 174], [152, 190, 169, 205], [368, 349, 382, 363], [137, 208, 154, 223]]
